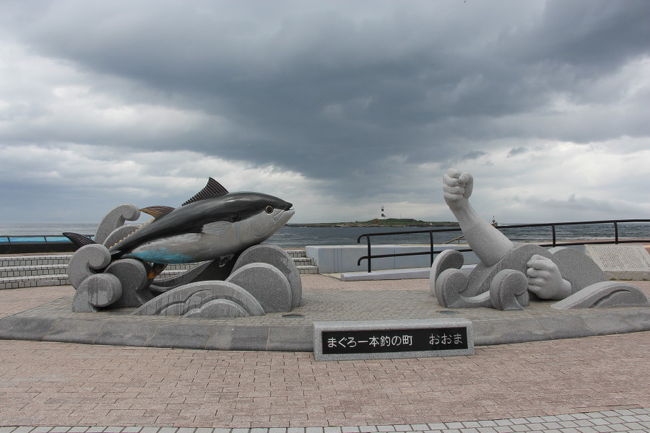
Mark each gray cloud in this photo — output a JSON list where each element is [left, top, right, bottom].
[[461, 151, 487, 160], [507, 147, 527, 157], [0, 0, 649, 222]]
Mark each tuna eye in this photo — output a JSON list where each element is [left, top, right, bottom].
[[265, 205, 274, 214]]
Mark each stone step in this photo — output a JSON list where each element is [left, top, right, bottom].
[[0, 250, 319, 289], [297, 265, 319, 274], [292, 257, 315, 265], [0, 264, 68, 278], [0, 274, 70, 290], [0, 254, 72, 267]]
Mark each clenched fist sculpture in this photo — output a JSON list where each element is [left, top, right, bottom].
[[430, 169, 648, 310]]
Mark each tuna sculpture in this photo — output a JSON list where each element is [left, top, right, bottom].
[[65, 178, 294, 264], [65, 178, 302, 318]]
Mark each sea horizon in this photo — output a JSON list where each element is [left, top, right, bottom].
[[1, 221, 649, 248]]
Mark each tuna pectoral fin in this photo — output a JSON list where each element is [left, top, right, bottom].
[[63, 232, 96, 248], [140, 206, 175, 219], [148, 263, 167, 279]]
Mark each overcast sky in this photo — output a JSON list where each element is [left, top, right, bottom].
[[1, 0, 649, 224]]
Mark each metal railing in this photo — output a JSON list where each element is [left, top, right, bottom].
[[1, 235, 71, 244], [356, 219, 650, 273], [0, 234, 94, 254]]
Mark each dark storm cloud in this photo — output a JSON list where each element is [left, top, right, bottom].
[[5, 1, 650, 177], [531, 1, 650, 71], [0, 0, 649, 215]]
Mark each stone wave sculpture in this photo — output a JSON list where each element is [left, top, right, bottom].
[[431, 169, 649, 310], [65, 178, 302, 317]]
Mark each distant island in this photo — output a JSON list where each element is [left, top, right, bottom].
[[287, 218, 460, 228]]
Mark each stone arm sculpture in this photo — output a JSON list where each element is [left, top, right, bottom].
[[443, 168, 571, 299], [443, 169, 513, 267]]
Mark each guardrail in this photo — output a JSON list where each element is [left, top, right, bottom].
[[356, 219, 650, 273]]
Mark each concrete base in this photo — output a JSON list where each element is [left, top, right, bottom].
[[0, 288, 648, 351]]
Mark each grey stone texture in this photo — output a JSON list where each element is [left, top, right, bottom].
[[435, 267, 529, 310], [94, 204, 140, 244], [429, 249, 464, 296], [226, 263, 292, 313], [435, 169, 650, 312], [550, 247, 605, 292], [586, 244, 650, 280], [102, 224, 140, 248], [489, 269, 529, 311], [105, 259, 155, 307], [62, 242, 307, 317], [552, 281, 650, 309], [435, 268, 489, 308], [72, 273, 122, 312], [67, 244, 112, 289], [184, 299, 249, 318], [85, 273, 123, 307], [465, 244, 552, 297], [432, 245, 547, 310], [430, 243, 642, 311], [233, 244, 302, 307], [134, 280, 265, 317]]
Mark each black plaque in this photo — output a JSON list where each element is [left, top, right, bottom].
[[321, 326, 468, 355]]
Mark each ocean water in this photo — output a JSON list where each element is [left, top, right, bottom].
[[1, 221, 649, 247]]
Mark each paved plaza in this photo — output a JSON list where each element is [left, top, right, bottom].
[[1, 277, 649, 432]]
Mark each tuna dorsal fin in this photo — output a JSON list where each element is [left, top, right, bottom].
[[140, 206, 175, 220], [63, 232, 96, 248], [182, 177, 229, 206]]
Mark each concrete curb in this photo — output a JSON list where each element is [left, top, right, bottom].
[[0, 290, 648, 351]]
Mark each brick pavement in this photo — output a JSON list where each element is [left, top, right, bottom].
[[0, 278, 649, 430]]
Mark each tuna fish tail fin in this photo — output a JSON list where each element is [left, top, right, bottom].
[[63, 232, 96, 249]]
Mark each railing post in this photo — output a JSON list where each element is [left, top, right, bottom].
[[552, 225, 556, 247], [614, 222, 619, 244], [366, 236, 372, 273], [429, 232, 434, 265]]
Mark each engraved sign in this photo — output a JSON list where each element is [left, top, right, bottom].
[[586, 245, 650, 280], [313, 319, 473, 361]]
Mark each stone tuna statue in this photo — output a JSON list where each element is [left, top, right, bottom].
[[64, 178, 302, 317]]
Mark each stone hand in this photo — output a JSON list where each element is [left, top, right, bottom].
[[526, 254, 572, 300], [443, 168, 473, 212]]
